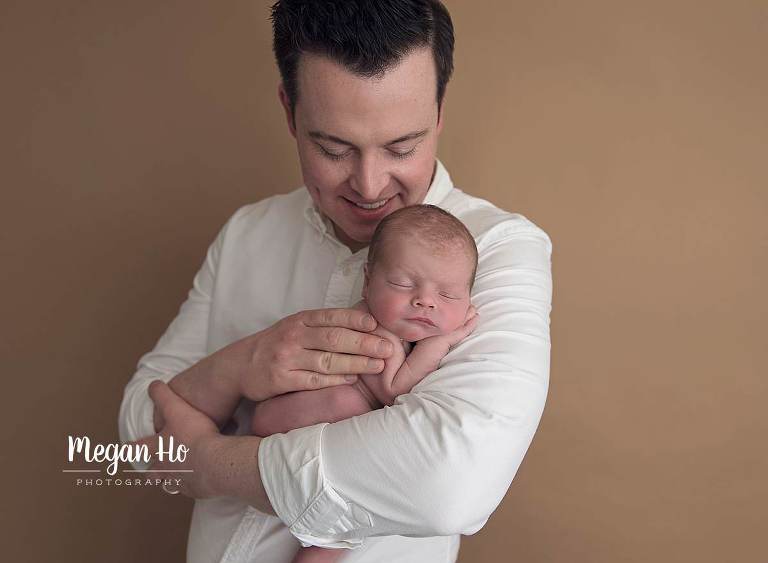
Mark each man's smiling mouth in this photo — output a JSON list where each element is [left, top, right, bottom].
[[350, 198, 390, 209], [342, 196, 397, 217]]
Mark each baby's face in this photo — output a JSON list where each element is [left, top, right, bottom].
[[363, 235, 473, 342]]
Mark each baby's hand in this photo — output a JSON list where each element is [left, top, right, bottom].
[[403, 307, 478, 380], [441, 305, 478, 349], [417, 306, 478, 354]]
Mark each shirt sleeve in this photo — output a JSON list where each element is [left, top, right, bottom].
[[117, 211, 235, 463], [258, 220, 553, 547]]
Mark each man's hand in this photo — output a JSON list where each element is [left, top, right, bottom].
[[152, 307, 396, 433], [135, 381, 220, 499], [239, 308, 395, 401], [139, 381, 274, 513]]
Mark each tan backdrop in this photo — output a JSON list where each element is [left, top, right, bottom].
[[2, 1, 765, 561]]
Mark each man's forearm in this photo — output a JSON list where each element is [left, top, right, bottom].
[[202, 434, 276, 515]]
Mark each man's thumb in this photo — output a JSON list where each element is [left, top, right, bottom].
[[129, 433, 159, 451], [148, 380, 179, 414]]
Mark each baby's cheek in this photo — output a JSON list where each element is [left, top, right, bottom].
[[368, 296, 400, 328], [367, 296, 389, 320], [444, 307, 469, 332]]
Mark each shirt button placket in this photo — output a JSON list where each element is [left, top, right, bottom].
[[324, 254, 361, 308]]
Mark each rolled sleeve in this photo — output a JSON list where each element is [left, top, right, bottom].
[[118, 377, 159, 465], [258, 423, 371, 549]]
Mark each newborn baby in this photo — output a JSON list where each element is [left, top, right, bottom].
[[250, 204, 478, 563]]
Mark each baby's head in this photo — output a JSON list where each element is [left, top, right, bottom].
[[363, 205, 478, 342]]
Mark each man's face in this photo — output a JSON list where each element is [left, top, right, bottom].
[[280, 48, 444, 251], [363, 235, 473, 342]]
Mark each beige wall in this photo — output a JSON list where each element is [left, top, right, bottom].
[[2, 1, 765, 561]]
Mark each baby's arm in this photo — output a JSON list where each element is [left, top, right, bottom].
[[362, 307, 478, 407], [250, 384, 374, 437], [404, 306, 478, 378], [389, 308, 478, 402], [292, 546, 346, 563]]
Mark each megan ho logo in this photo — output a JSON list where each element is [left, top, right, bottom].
[[63, 435, 190, 489]]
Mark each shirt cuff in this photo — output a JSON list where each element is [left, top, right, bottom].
[[117, 379, 157, 471], [258, 423, 373, 548]]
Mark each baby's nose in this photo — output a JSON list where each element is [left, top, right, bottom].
[[412, 295, 436, 309]]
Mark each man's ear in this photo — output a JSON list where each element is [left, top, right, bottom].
[[436, 99, 446, 135], [278, 83, 297, 138]]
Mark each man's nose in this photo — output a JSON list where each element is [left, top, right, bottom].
[[351, 153, 390, 199]]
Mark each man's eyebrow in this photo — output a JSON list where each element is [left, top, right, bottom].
[[308, 129, 429, 147], [385, 129, 429, 145]]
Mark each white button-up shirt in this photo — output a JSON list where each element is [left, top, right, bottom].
[[119, 160, 553, 562]]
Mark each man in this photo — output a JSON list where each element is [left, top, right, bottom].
[[119, 1, 553, 562]]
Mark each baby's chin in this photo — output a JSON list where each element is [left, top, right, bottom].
[[384, 321, 443, 343]]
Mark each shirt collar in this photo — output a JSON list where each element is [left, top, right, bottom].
[[421, 158, 454, 206], [303, 158, 454, 245]]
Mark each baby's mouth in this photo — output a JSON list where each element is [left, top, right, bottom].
[[407, 317, 436, 327]]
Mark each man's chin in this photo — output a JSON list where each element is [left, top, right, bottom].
[[331, 199, 407, 249], [331, 222, 373, 251]]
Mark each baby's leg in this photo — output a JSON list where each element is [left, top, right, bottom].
[[292, 545, 347, 563], [251, 383, 374, 436]]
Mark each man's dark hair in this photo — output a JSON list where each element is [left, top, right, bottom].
[[271, 0, 455, 121]]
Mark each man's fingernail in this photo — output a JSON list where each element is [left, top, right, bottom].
[[367, 358, 383, 370], [345, 374, 358, 382], [378, 341, 393, 355], [362, 315, 376, 329]]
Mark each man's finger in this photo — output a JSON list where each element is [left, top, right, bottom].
[[126, 434, 161, 470], [299, 350, 385, 375], [291, 370, 361, 390], [302, 326, 393, 358], [302, 308, 377, 332], [148, 380, 188, 421]]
